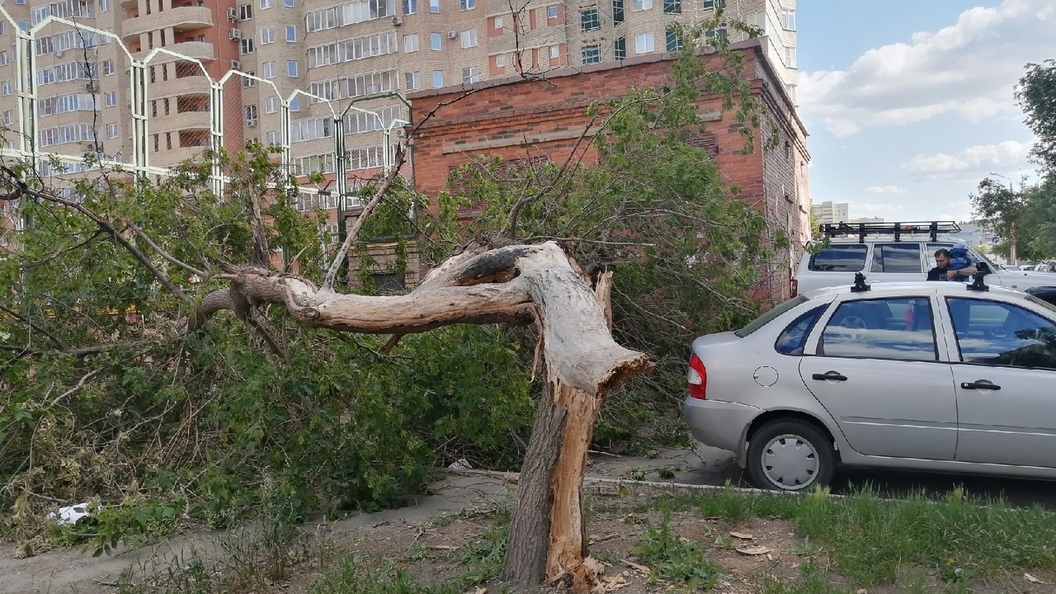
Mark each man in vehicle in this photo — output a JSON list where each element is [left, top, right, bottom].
[[927, 248, 977, 281]]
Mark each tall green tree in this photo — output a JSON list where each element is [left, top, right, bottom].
[[1017, 59, 1056, 174]]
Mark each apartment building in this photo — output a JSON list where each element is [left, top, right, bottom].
[[812, 200, 849, 226]]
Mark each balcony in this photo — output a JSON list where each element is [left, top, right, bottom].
[[147, 74, 210, 99], [150, 110, 211, 135], [152, 144, 210, 166], [122, 6, 213, 41], [136, 41, 215, 66]]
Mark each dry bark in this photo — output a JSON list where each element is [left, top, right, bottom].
[[193, 242, 652, 592]]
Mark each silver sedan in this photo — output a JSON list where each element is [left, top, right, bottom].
[[684, 279, 1056, 491]]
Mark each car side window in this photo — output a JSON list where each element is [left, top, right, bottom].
[[947, 298, 1056, 370], [817, 297, 937, 361], [775, 305, 827, 355], [870, 243, 922, 273], [808, 244, 868, 272]]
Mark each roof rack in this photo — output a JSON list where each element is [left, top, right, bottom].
[[820, 221, 961, 243]]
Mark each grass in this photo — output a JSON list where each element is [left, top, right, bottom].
[[108, 483, 1056, 593]]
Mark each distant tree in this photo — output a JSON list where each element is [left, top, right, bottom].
[[1017, 60, 1056, 173], [971, 177, 1026, 261]]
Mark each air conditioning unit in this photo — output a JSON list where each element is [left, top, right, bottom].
[[229, 28, 242, 40], [226, 7, 238, 20], [54, 49, 64, 58], [246, 119, 257, 127], [230, 59, 241, 70], [447, 30, 457, 39], [84, 82, 97, 92], [391, 16, 403, 26]]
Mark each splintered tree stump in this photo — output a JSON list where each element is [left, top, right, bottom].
[[192, 242, 651, 593]]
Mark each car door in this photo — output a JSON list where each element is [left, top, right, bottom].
[[868, 242, 926, 284], [799, 295, 958, 459], [945, 297, 1056, 468]]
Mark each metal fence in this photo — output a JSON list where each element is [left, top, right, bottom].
[[0, 5, 408, 216]]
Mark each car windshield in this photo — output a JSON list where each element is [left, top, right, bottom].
[[735, 295, 810, 338]]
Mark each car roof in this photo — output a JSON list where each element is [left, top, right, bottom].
[[804, 281, 1026, 300]]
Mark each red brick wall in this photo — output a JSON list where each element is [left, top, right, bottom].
[[407, 40, 809, 299]]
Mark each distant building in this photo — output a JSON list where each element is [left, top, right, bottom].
[[849, 216, 883, 224], [811, 201, 848, 226]]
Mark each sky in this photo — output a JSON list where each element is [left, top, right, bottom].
[[796, 0, 1055, 222]]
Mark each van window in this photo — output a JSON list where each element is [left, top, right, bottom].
[[808, 244, 868, 272], [870, 243, 922, 273]]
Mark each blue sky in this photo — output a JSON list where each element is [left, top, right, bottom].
[[796, 0, 1055, 222]]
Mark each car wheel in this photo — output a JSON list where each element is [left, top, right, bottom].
[[746, 420, 835, 492]]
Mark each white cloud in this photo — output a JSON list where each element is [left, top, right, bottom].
[[901, 140, 1032, 179], [851, 203, 905, 215], [863, 185, 906, 195], [799, 0, 1056, 137]]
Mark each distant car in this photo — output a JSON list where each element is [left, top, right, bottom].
[[684, 277, 1056, 491], [795, 221, 1056, 295]]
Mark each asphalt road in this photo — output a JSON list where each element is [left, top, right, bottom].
[[588, 444, 1056, 510]]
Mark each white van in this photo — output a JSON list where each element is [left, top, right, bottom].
[[794, 221, 1056, 296]]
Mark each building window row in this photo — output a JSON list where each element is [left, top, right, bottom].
[[37, 93, 99, 116], [31, 0, 93, 26], [306, 31, 397, 67], [305, 0, 396, 32], [35, 61, 97, 85], [39, 122, 98, 147], [34, 30, 100, 56], [307, 69, 396, 101]]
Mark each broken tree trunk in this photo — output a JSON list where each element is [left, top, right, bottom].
[[192, 241, 651, 592]]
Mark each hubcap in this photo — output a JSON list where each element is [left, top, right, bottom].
[[761, 433, 819, 490]]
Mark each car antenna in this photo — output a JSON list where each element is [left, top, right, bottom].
[[851, 272, 871, 292]]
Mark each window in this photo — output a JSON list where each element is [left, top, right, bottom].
[[429, 0, 439, 13], [0, 51, 9, 66], [785, 46, 797, 68], [547, 5, 558, 19], [260, 0, 272, 9], [238, 4, 252, 20], [612, 0, 624, 23], [459, 0, 474, 9], [405, 71, 420, 89], [284, 0, 294, 6], [775, 306, 827, 356], [430, 32, 441, 50], [614, 37, 626, 59], [106, 123, 117, 138], [404, 33, 419, 52], [243, 73, 256, 87], [549, 45, 560, 59], [462, 66, 480, 83], [260, 26, 274, 44], [580, 9, 599, 30], [820, 298, 938, 361], [265, 130, 280, 144], [702, 0, 724, 8], [663, 0, 679, 12], [100, 0, 111, 12], [245, 104, 258, 122], [287, 60, 298, 77], [947, 299, 1056, 369], [240, 38, 255, 54], [493, 16, 503, 28], [0, 22, 6, 35], [809, 244, 868, 272], [289, 97, 300, 111], [403, 0, 417, 13], [265, 96, 278, 113], [870, 244, 922, 273], [460, 30, 477, 48], [781, 9, 795, 30], [495, 54, 506, 67], [2, 110, 11, 125], [634, 32, 654, 53], [705, 24, 727, 41], [582, 44, 600, 64], [431, 69, 443, 87], [105, 91, 116, 107], [1, 81, 10, 96], [262, 61, 275, 78], [17, 20, 27, 31], [632, 0, 651, 10], [285, 25, 297, 41], [665, 28, 681, 51]]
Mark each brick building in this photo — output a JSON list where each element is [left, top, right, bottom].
[[407, 39, 810, 299]]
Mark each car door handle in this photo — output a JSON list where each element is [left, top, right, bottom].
[[960, 379, 1001, 391], [812, 371, 848, 382]]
